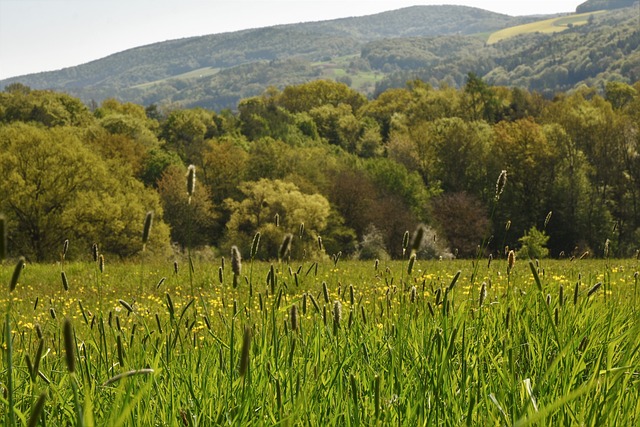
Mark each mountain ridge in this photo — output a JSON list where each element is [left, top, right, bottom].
[[1, 4, 638, 110]]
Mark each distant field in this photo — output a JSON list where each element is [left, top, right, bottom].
[[312, 55, 383, 95], [487, 11, 605, 44], [131, 66, 220, 89]]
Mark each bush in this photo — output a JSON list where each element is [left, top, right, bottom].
[[356, 225, 390, 261], [518, 226, 549, 259]]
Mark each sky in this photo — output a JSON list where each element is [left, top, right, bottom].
[[0, 0, 584, 80]]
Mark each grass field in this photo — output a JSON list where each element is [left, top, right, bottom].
[[487, 11, 606, 45], [2, 251, 639, 425]]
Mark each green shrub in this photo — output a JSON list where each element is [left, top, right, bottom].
[[518, 226, 549, 259]]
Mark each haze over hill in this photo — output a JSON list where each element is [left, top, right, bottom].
[[1, 2, 639, 110]]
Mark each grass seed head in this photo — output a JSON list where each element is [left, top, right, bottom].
[[402, 230, 410, 251], [251, 232, 261, 258], [507, 250, 516, 274], [333, 300, 342, 331], [63, 318, 76, 373], [290, 304, 298, 332], [495, 169, 507, 201], [62, 238, 69, 260], [322, 281, 330, 303], [479, 282, 487, 307], [587, 282, 602, 297], [186, 164, 196, 199], [302, 293, 307, 315], [544, 211, 552, 229], [27, 392, 47, 427], [410, 225, 426, 255], [92, 243, 99, 262], [279, 233, 293, 260], [142, 211, 153, 247], [61, 271, 69, 291], [119, 299, 134, 313], [407, 253, 416, 275], [231, 246, 242, 276], [10, 256, 25, 292]]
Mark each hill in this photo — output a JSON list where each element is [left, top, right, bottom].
[[576, 0, 637, 13], [0, 5, 638, 109]]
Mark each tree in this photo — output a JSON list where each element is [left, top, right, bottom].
[[432, 192, 491, 258], [0, 88, 94, 127], [0, 123, 170, 260], [160, 108, 219, 163], [278, 80, 366, 114], [157, 165, 219, 248], [518, 227, 549, 259], [308, 103, 362, 152], [224, 179, 331, 260], [425, 118, 495, 198], [237, 92, 296, 142], [463, 72, 503, 123], [361, 87, 413, 141], [201, 137, 250, 204], [490, 118, 557, 245]]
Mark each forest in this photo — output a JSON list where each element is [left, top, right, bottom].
[[1, 76, 640, 262]]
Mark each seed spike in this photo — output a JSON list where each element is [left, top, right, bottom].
[[186, 164, 196, 201], [142, 210, 153, 248], [63, 318, 76, 373], [9, 257, 25, 292]]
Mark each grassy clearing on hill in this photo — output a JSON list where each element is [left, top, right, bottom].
[[487, 11, 605, 44], [2, 254, 639, 425]]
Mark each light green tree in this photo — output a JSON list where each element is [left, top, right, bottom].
[[0, 122, 170, 260], [518, 226, 549, 259], [224, 179, 331, 260]]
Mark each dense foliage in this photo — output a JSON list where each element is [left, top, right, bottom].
[[1, 76, 639, 262]]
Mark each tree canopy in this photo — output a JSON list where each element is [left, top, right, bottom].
[[1, 78, 640, 261]]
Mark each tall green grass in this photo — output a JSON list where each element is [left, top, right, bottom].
[[1, 255, 639, 425]]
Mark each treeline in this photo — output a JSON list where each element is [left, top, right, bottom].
[[1, 77, 639, 262]]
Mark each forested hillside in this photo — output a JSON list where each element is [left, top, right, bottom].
[[1, 77, 639, 262], [5, 5, 639, 110], [577, 0, 637, 12]]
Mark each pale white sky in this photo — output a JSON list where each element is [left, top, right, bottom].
[[0, 0, 582, 80]]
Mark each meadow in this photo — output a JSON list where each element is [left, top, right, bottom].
[[486, 11, 605, 44], [1, 249, 639, 426]]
